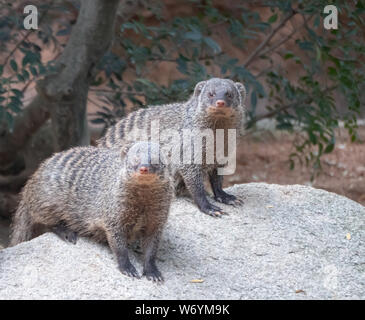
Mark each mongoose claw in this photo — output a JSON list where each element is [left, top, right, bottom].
[[203, 208, 228, 218], [210, 210, 225, 217], [143, 269, 164, 283], [233, 198, 244, 206], [119, 262, 140, 279], [201, 203, 227, 217]]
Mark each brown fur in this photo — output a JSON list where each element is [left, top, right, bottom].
[[10, 142, 173, 281], [98, 78, 247, 216]]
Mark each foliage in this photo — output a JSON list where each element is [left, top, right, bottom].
[[0, 1, 68, 132], [0, 0, 364, 175]]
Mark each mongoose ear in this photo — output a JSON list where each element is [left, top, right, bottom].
[[120, 142, 134, 158], [120, 145, 129, 158], [193, 81, 207, 97], [235, 82, 247, 103]]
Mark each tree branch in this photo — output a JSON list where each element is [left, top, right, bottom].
[[259, 14, 314, 57], [243, 10, 297, 68]]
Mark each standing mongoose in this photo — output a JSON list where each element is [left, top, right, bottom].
[[10, 141, 173, 282], [98, 78, 247, 217]]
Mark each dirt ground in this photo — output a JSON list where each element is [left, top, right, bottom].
[[226, 126, 365, 206]]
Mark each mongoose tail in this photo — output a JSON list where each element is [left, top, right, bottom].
[[9, 200, 33, 246]]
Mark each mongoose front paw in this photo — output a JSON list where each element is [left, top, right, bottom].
[[143, 267, 164, 283], [200, 202, 227, 217], [215, 192, 243, 206], [64, 231, 78, 244], [53, 224, 78, 244], [119, 262, 140, 279]]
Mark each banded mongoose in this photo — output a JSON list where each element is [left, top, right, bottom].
[[10, 141, 173, 282], [98, 78, 247, 217]]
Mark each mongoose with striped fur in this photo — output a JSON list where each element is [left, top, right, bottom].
[[10, 141, 173, 282], [98, 78, 247, 217]]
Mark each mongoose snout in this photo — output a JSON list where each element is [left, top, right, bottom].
[[131, 169, 159, 185], [139, 166, 149, 174], [132, 165, 160, 185], [215, 100, 226, 108]]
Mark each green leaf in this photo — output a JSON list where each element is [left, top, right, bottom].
[[308, 131, 317, 144], [8, 100, 22, 113], [38, 64, 46, 75], [11, 89, 23, 97], [0, 65, 3, 76], [298, 41, 314, 51], [289, 159, 295, 170], [22, 69, 30, 80], [251, 90, 257, 109], [268, 13, 278, 24], [184, 31, 202, 41], [177, 56, 188, 75], [203, 37, 221, 53], [313, 15, 320, 28], [324, 143, 335, 153], [136, 78, 155, 87], [327, 67, 337, 76], [284, 52, 294, 60], [30, 66, 38, 76], [10, 59, 18, 72]]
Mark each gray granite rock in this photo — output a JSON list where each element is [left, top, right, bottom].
[[0, 183, 364, 299]]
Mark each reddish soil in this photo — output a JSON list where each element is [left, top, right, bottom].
[[223, 127, 365, 206]]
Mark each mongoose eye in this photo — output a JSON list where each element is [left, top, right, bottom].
[[208, 92, 215, 97], [226, 92, 233, 98]]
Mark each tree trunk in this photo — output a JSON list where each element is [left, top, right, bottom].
[[0, 0, 141, 169], [38, 0, 120, 150], [0, 0, 143, 220]]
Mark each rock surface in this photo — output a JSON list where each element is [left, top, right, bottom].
[[0, 183, 364, 299]]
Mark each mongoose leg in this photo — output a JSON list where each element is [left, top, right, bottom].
[[142, 233, 163, 282], [107, 231, 140, 279], [209, 169, 243, 206], [181, 167, 226, 217], [52, 222, 78, 244]]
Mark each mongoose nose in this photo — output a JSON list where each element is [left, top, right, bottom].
[[216, 100, 226, 108], [139, 166, 149, 174]]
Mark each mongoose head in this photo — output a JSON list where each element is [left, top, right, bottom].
[[193, 78, 246, 118], [124, 141, 169, 185]]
